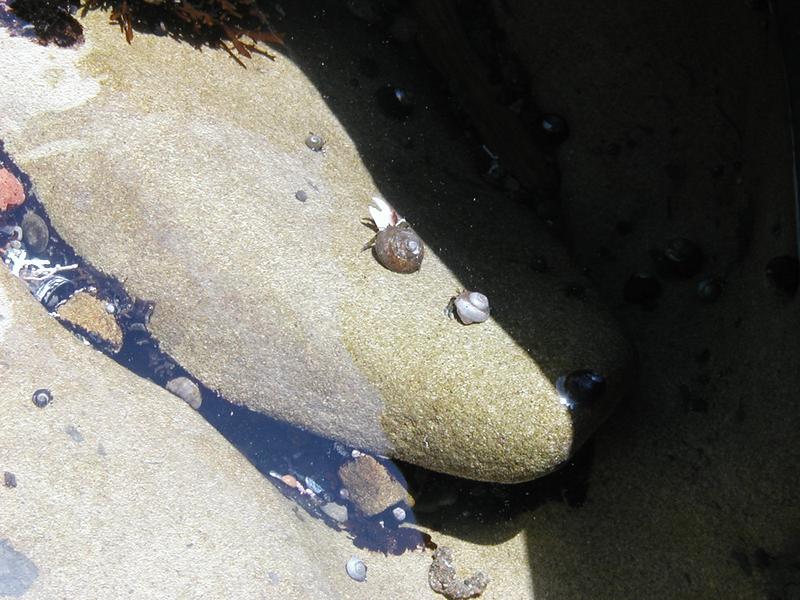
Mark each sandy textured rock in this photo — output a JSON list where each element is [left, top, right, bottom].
[[55, 290, 123, 351], [0, 268, 534, 599], [0, 11, 633, 483]]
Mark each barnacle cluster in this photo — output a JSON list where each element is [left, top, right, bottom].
[[9, 0, 283, 65]]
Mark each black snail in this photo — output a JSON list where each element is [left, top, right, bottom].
[[363, 196, 424, 274]]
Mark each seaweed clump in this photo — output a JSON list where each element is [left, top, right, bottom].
[[8, 0, 84, 46], [82, 0, 283, 65], [9, 0, 283, 66]]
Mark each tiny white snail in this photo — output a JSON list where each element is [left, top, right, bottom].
[[452, 290, 490, 325], [346, 556, 367, 582], [304, 133, 325, 151]]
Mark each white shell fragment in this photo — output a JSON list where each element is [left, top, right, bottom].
[[346, 556, 367, 582], [392, 506, 407, 521], [454, 291, 491, 325], [166, 376, 202, 409]]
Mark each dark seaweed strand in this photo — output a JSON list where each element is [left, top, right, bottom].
[[79, 0, 283, 66]]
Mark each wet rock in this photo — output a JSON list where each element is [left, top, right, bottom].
[[56, 291, 123, 352], [338, 455, 413, 517], [0, 11, 634, 483], [0, 168, 25, 211], [429, 546, 489, 599]]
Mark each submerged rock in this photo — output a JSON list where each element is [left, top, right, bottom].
[[0, 12, 634, 483], [55, 290, 123, 352], [338, 455, 413, 517]]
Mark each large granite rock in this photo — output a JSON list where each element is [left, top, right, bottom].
[[0, 10, 633, 483]]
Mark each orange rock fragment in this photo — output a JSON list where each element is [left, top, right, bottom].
[[0, 168, 25, 211]]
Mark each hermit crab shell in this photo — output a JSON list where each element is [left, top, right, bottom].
[[454, 291, 490, 324], [373, 225, 424, 274]]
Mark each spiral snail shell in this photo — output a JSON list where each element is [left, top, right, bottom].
[[453, 291, 490, 324], [346, 556, 367, 582], [373, 224, 424, 274]]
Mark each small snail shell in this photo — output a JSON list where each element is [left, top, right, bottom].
[[373, 225, 424, 274], [305, 133, 325, 151], [346, 556, 367, 582], [31, 388, 53, 408], [454, 291, 490, 324]]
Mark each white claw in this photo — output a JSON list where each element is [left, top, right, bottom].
[[369, 196, 404, 230]]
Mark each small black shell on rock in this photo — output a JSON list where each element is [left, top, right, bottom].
[[696, 276, 723, 302], [556, 370, 606, 410], [373, 225, 424, 274], [538, 113, 570, 145], [31, 388, 53, 408]]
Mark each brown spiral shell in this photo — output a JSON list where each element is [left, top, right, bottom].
[[373, 225, 424, 273]]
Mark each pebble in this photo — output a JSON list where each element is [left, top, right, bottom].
[[165, 376, 202, 409], [294, 190, 308, 202], [320, 502, 349, 523], [338, 455, 413, 516], [3, 471, 17, 488], [0, 167, 25, 211]]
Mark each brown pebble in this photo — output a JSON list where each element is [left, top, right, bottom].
[[337, 454, 413, 516]]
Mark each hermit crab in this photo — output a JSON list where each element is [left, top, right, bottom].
[[362, 196, 424, 274], [445, 290, 491, 325]]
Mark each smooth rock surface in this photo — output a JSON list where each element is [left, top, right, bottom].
[[0, 268, 534, 598], [0, 10, 633, 483]]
